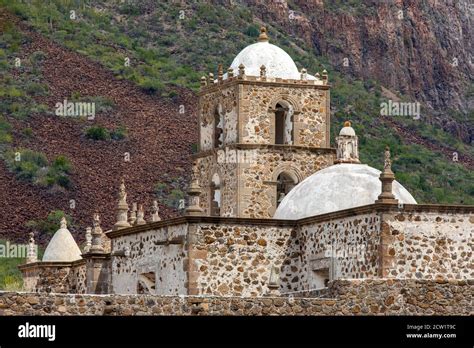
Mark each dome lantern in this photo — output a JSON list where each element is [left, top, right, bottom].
[[335, 121, 360, 164]]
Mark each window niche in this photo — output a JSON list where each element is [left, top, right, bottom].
[[214, 106, 224, 148], [276, 172, 298, 207], [274, 102, 294, 145], [210, 173, 221, 216]]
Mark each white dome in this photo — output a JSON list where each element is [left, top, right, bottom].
[[43, 219, 82, 262], [339, 125, 356, 136], [274, 163, 417, 220], [226, 41, 316, 80]]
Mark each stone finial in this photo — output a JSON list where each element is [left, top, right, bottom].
[[129, 202, 137, 225], [60, 217, 67, 229], [136, 204, 146, 225], [90, 213, 104, 253], [26, 232, 37, 263], [376, 146, 398, 204], [335, 121, 360, 164], [238, 63, 245, 78], [300, 68, 307, 80], [260, 65, 266, 80], [113, 178, 131, 231], [322, 69, 328, 84], [217, 64, 223, 81], [208, 72, 214, 84], [151, 200, 161, 222], [384, 145, 392, 172], [258, 26, 269, 42], [227, 67, 234, 78], [315, 72, 321, 79], [185, 162, 204, 216], [200, 76, 207, 87], [84, 227, 92, 253]]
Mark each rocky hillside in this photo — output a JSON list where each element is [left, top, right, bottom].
[[0, 9, 197, 245], [0, 0, 473, 246]]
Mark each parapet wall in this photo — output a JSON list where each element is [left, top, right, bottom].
[[1, 279, 471, 316], [18, 260, 86, 294], [379, 208, 473, 279]]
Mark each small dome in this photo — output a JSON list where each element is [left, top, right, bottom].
[[339, 121, 356, 136], [274, 163, 417, 220], [42, 218, 82, 262], [225, 28, 316, 80]]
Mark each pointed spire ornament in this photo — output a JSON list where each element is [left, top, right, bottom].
[[151, 200, 161, 222], [129, 202, 137, 225], [200, 76, 207, 88], [238, 63, 245, 79], [376, 146, 398, 204], [84, 227, 92, 253], [217, 64, 223, 81], [136, 204, 146, 225], [300, 68, 307, 80], [60, 217, 67, 229], [90, 213, 104, 253], [186, 162, 204, 216], [322, 69, 328, 84], [26, 232, 37, 263], [227, 67, 234, 78], [113, 178, 131, 231]]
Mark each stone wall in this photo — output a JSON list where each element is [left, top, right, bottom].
[[192, 222, 295, 296], [1, 279, 471, 315], [111, 223, 187, 295], [19, 261, 86, 294], [380, 209, 473, 280], [239, 82, 330, 147], [239, 145, 333, 218], [199, 84, 238, 151], [194, 151, 238, 217], [295, 212, 381, 291]]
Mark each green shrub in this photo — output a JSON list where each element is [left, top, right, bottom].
[[22, 127, 33, 138], [30, 50, 46, 65], [0, 243, 24, 291], [139, 78, 165, 95], [25, 82, 48, 96], [85, 126, 110, 140], [245, 25, 260, 37], [5, 149, 48, 180], [26, 210, 73, 236], [110, 126, 127, 140], [0, 115, 12, 144], [3, 150, 72, 188]]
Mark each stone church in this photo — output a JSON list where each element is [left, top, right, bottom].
[[19, 28, 473, 298]]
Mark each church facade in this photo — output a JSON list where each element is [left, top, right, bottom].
[[19, 28, 473, 299]]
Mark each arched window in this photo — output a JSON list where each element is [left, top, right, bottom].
[[276, 172, 297, 207], [210, 173, 221, 216], [274, 102, 294, 145], [214, 106, 224, 148]]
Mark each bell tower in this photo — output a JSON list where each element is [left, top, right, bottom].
[[193, 28, 335, 218]]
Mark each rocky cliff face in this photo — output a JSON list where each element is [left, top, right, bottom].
[[245, 0, 473, 112], [242, 0, 473, 142]]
